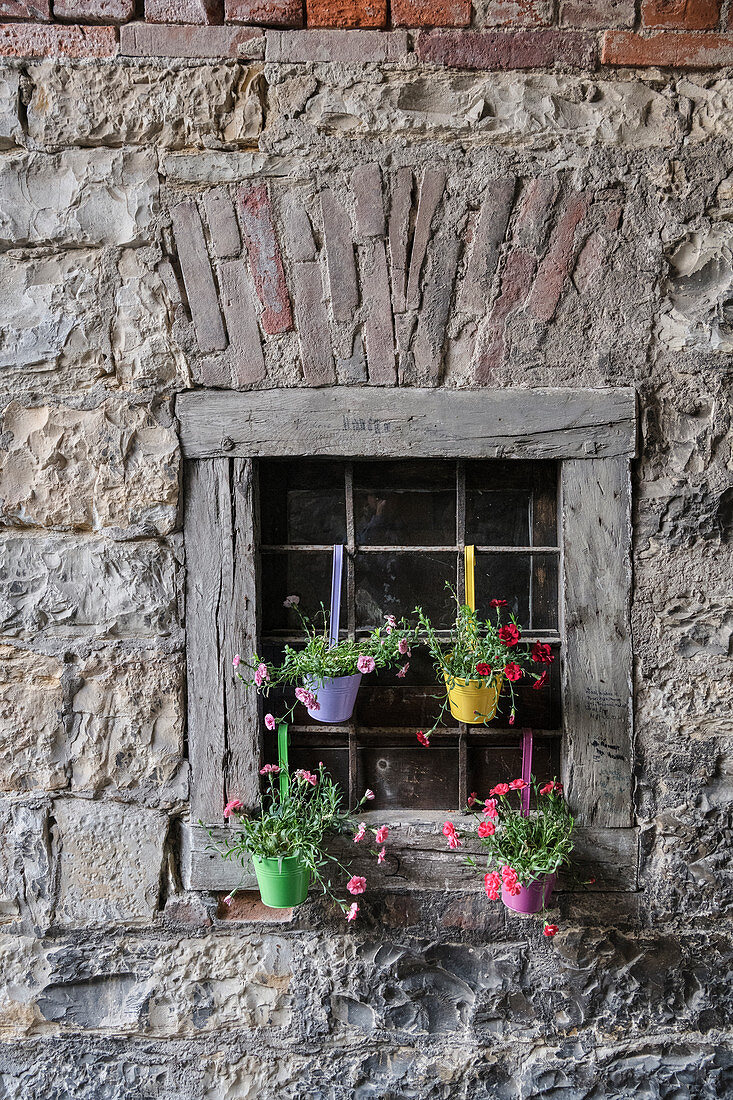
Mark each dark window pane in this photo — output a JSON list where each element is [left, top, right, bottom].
[[466, 741, 559, 801], [355, 551, 456, 629], [532, 553, 559, 631], [466, 490, 530, 546], [261, 551, 346, 632], [474, 553, 531, 624], [260, 460, 346, 545], [354, 461, 455, 546], [357, 746, 458, 809], [355, 684, 458, 728], [465, 460, 558, 547]]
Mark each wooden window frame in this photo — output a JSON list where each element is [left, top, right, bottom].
[[177, 387, 637, 894]]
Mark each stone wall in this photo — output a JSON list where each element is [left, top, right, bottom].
[[0, 20, 732, 1100]]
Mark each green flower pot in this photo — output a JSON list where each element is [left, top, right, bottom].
[[252, 854, 310, 908]]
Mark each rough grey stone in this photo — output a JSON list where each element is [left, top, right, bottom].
[[26, 61, 264, 150], [0, 535, 181, 642], [53, 798, 167, 928], [68, 652, 186, 800], [0, 645, 66, 795], [0, 150, 158, 250], [0, 400, 179, 535], [0, 69, 22, 150]]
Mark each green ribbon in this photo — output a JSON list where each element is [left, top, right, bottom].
[[277, 721, 289, 798]]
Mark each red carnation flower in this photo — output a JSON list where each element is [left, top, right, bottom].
[[533, 670, 548, 690], [498, 624, 520, 647], [503, 662, 522, 682], [543, 924, 559, 938], [489, 599, 508, 609], [531, 641, 554, 664], [475, 662, 492, 677], [416, 730, 430, 747]]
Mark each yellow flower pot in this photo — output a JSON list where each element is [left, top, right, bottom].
[[444, 672, 503, 725]]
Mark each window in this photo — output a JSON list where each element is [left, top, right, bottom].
[[178, 387, 637, 893], [258, 458, 561, 810]]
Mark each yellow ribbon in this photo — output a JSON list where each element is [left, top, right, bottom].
[[464, 544, 476, 611]]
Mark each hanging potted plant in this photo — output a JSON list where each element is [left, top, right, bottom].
[[441, 776, 575, 931], [413, 591, 553, 743], [208, 762, 390, 916], [234, 597, 418, 725]]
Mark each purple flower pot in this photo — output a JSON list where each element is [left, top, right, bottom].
[[502, 872, 556, 914], [303, 673, 362, 724]]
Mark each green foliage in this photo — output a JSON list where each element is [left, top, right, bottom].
[[236, 602, 418, 725], [414, 589, 547, 736], [465, 778, 574, 881], [206, 764, 379, 915]]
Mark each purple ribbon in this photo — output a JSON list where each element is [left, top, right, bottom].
[[521, 727, 533, 817], [329, 544, 344, 649]]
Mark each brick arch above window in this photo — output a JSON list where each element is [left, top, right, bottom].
[[177, 386, 637, 895]]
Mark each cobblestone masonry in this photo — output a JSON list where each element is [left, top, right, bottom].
[[0, 23, 732, 1100]]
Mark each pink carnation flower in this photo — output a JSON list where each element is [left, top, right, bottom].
[[354, 822, 367, 843], [232, 654, 241, 668], [254, 663, 269, 687], [294, 769, 317, 786], [259, 764, 281, 775], [484, 871, 501, 900], [223, 798, 244, 818], [375, 825, 389, 845], [396, 663, 409, 679], [398, 638, 410, 655], [357, 655, 376, 674], [364, 788, 375, 801], [346, 902, 359, 922], [347, 876, 367, 895], [264, 713, 276, 731], [295, 687, 320, 711], [377, 847, 386, 864]]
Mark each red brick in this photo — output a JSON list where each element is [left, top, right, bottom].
[[474, 249, 535, 380], [0, 1, 50, 19], [601, 29, 733, 66], [218, 891, 295, 921], [119, 22, 264, 55], [55, 0, 134, 22], [559, 0, 635, 28], [392, 0, 470, 27], [145, 0, 222, 21], [527, 190, 589, 323], [641, 0, 721, 30], [226, 0, 303, 25], [0, 22, 118, 55], [416, 29, 597, 68], [482, 1, 552, 26], [306, 0, 386, 28], [238, 183, 293, 335]]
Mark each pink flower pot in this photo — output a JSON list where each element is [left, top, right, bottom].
[[502, 872, 556, 914], [303, 673, 362, 723]]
